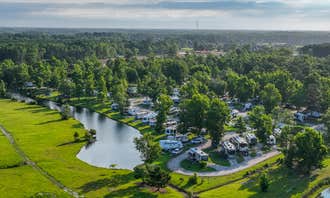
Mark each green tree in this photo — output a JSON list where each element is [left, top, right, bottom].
[[236, 76, 257, 102], [235, 116, 246, 135], [284, 128, 328, 173], [206, 98, 230, 146], [85, 70, 95, 96], [71, 64, 84, 98], [259, 171, 270, 192], [97, 76, 108, 102], [180, 93, 210, 134], [323, 108, 330, 143], [155, 94, 173, 132], [249, 106, 273, 143], [144, 164, 171, 191], [261, 83, 282, 113], [112, 78, 128, 114], [134, 134, 161, 164], [0, 80, 6, 97], [60, 104, 71, 120]]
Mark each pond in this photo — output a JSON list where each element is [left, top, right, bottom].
[[319, 187, 330, 198], [9, 93, 143, 170]]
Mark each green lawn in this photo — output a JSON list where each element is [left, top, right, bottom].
[[180, 159, 216, 172], [208, 151, 231, 167], [0, 121, 68, 197], [0, 134, 22, 168], [199, 157, 330, 198], [0, 99, 183, 197]]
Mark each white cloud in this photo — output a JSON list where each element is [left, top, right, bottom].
[[31, 7, 223, 19]]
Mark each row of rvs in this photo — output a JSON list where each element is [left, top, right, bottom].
[[222, 133, 276, 157]]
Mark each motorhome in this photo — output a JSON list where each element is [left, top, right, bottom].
[[230, 136, 249, 155], [222, 141, 236, 157], [165, 126, 177, 136], [188, 148, 209, 161], [245, 133, 258, 145], [159, 140, 183, 151]]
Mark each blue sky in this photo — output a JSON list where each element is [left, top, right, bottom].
[[1, 0, 330, 30]]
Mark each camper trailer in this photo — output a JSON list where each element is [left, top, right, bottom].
[[222, 141, 236, 157], [245, 133, 258, 145], [159, 140, 183, 151], [230, 136, 249, 155], [165, 126, 177, 136], [188, 148, 209, 161]]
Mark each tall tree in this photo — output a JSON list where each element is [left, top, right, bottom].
[[236, 76, 257, 102], [97, 76, 108, 102], [284, 128, 328, 173], [261, 83, 282, 113], [322, 108, 330, 143], [180, 93, 210, 134], [134, 134, 161, 164], [155, 94, 173, 132], [249, 106, 273, 143], [206, 98, 230, 146], [0, 80, 6, 97], [85, 70, 95, 97]]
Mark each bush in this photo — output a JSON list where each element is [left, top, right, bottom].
[[133, 165, 146, 180], [188, 173, 198, 185], [200, 161, 207, 169], [73, 132, 79, 142], [60, 104, 71, 120], [259, 171, 270, 192]]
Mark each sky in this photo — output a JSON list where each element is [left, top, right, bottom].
[[1, 0, 330, 30]]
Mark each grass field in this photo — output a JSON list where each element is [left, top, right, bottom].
[[0, 99, 183, 197], [199, 158, 330, 198], [0, 133, 22, 168], [0, 122, 68, 197]]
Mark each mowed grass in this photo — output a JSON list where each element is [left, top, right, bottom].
[[0, 134, 22, 168], [0, 123, 67, 197], [0, 166, 70, 198], [199, 157, 330, 198], [0, 99, 183, 198]]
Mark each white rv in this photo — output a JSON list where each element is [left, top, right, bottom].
[[159, 140, 183, 151]]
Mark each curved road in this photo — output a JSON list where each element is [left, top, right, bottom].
[[167, 140, 280, 176], [0, 125, 80, 198]]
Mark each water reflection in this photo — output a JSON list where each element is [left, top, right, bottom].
[[8, 93, 142, 170]]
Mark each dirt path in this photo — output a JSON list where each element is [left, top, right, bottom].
[[167, 140, 280, 176], [0, 125, 80, 198]]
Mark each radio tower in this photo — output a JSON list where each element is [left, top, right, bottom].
[[196, 20, 199, 30]]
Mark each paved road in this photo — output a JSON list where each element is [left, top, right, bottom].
[[0, 125, 80, 198], [167, 139, 280, 176]]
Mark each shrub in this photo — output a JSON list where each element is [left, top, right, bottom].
[[200, 161, 207, 169], [73, 132, 79, 142], [259, 171, 270, 192], [188, 173, 198, 185]]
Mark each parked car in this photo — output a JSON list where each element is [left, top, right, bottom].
[[191, 137, 205, 144], [170, 148, 183, 155]]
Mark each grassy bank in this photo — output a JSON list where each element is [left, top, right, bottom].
[[198, 158, 330, 198], [0, 99, 183, 197]]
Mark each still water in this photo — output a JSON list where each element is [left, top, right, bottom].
[[319, 188, 330, 198], [9, 93, 142, 170]]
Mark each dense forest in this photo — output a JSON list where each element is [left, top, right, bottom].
[[301, 43, 330, 57], [0, 31, 330, 115]]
